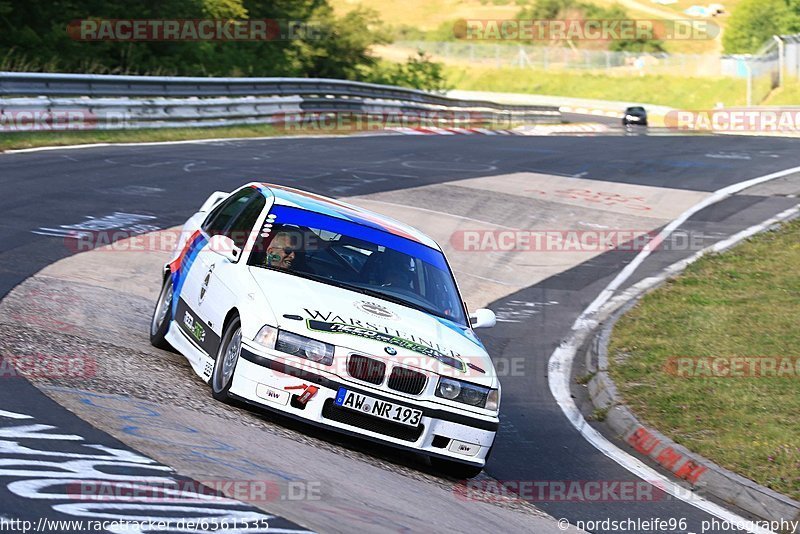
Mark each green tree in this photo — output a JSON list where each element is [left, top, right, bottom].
[[365, 51, 450, 92], [287, 6, 389, 79], [0, 0, 397, 81], [201, 0, 247, 18], [723, 0, 794, 53]]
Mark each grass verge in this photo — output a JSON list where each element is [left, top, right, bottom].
[[0, 123, 292, 151], [446, 65, 749, 109], [608, 219, 800, 500]]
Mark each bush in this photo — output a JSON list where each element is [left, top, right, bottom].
[[363, 51, 451, 92]]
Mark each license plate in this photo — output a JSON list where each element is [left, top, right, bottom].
[[334, 388, 422, 427]]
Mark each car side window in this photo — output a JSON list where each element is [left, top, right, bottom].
[[202, 188, 257, 237], [228, 195, 266, 249]]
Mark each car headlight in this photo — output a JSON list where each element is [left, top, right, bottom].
[[254, 325, 278, 349], [438, 379, 461, 400], [275, 330, 334, 365], [435, 377, 498, 410], [486, 387, 500, 411]]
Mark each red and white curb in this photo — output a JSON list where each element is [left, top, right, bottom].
[[515, 123, 609, 135], [560, 105, 622, 119], [549, 164, 800, 534], [386, 127, 524, 135], [387, 124, 609, 136]]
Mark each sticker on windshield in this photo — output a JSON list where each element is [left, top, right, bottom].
[[306, 320, 466, 372]]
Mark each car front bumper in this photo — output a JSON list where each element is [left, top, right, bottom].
[[230, 344, 499, 466]]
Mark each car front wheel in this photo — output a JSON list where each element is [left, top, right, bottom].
[[150, 274, 174, 350], [212, 315, 242, 402]]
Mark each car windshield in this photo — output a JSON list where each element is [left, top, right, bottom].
[[248, 205, 467, 325]]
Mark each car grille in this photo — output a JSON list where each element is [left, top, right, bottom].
[[387, 367, 427, 395], [321, 399, 425, 442], [348, 354, 386, 385]]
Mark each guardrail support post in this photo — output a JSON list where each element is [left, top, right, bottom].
[[774, 35, 785, 88]]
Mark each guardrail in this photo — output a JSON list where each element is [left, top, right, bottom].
[[0, 72, 561, 130]]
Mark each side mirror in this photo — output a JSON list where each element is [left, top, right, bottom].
[[469, 308, 496, 329], [209, 234, 241, 263]]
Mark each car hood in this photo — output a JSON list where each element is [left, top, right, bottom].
[[248, 267, 495, 386]]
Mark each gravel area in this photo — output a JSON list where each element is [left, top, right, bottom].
[[0, 272, 549, 519]]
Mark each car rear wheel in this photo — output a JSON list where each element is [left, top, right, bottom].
[[150, 274, 173, 350], [212, 315, 242, 402]]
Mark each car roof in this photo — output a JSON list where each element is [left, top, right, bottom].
[[253, 182, 441, 250]]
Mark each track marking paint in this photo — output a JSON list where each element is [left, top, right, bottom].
[[0, 411, 33, 420], [548, 164, 800, 534], [352, 198, 519, 230]]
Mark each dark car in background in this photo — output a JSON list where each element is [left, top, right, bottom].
[[622, 106, 648, 126]]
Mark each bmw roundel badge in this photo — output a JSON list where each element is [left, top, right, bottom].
[[384, 346, 398, 356]]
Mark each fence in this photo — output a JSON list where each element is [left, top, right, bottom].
[[396, 38, 800, 83], [395, 41, 727, 77], [777, 34, 800, 80], [0, 72, 561, 130], [717, 34, 800, 105]]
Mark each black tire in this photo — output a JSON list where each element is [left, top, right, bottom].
[[211, 315, 242, 403], [430, 457, 484, 479], [150, 273, 174, 350]]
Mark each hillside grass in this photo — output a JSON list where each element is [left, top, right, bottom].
[[763, 81, 800, 106], [446, 65, 749, 108], [334, 0, 734, 54], [0, 124, 285, 151]]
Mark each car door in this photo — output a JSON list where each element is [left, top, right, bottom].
[[175, 187, 264, 356], [195, 188, 267, 356]]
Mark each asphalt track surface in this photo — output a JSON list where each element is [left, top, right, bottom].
[[1, 130, 800, 533]]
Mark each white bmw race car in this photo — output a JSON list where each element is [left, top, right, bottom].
[[150, 182, 500, 477]]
